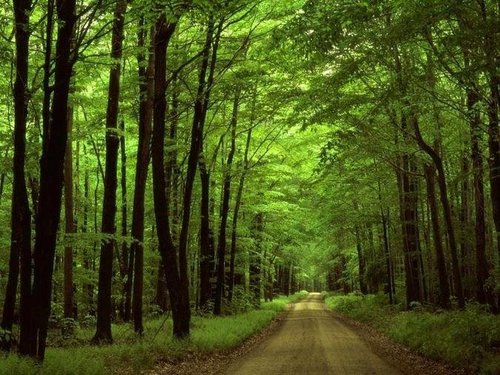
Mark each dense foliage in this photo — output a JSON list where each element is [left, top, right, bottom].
[[0, 0, 498, 372]]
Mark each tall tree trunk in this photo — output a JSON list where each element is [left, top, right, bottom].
[[154, 260, 169, 312], [196, 17, 222, 310], [83, 166, 93, 310], [486, 74, 500, 262], [424, 165, 451, 308], [118, 120, 128, 320], [214, 89, 240, 315], [0, 145, 10, 204], [459, 155, 472, 298], [480, 0, 500, 262], [1, 0, 32, 352], [227, 127, 252, 301], [250, 213, 263, 307], [130, 21, 154, 333], [354, 222, 368, 294], [283, 265, 290, 296], [413, 117, 465, 308], [381, 208, 394, 303], [468, 87, 492, 306], [64, 104, 75, 319], [41, 0, 54, 155], [151, 13, 190, 339], [378, 180, 394, 304], [198, 124, 221, 310], [392, 44, 424, 308], [93, 0, 128, 344], [21, 0, 76, 359], [227, 98, 256, 301], [174, 16, 217, 332], [199, 155, 215, 310], [397, 152, 424, 307]]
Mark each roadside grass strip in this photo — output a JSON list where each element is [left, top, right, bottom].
[[0, 292, 307, 375], [324, 293, 500, 374]]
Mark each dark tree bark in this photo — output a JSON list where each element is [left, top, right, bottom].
[[198, 137, 221, 310], [459, 155, 473, 298], [1, 0, 32, 351], [93, 168, 100, 273], [41, 0, 54, 154], [380, 208, 394, 303], [118, 120, 128, 321], [227, 126, 252, 301], [424, 165, 451, 309], [151, 13, 190, 339], [355, 225, 368, 294], [130, 21, 154, 333], [174, 14, 218, 332], [83, 166, 94, 310], [377, 179, 394, 303], [19, 0, 76, 359], [283, 265, 290, 296], [93, 0, 128, 344], [213, 89, 240, 315], [197, 18, 224, 311], [392, 45, 424, 308], [265, 256, 275, 301], [467, 87, 492, 306], [413, 117, 465, 308], [250, 213, 263, 307], [64, 105, 75, 319], [486, 74, 500, 262], [0, 147, 9, 204], [397, 152, 424, 307], [227, 87, 258, 301], [480, 0, 500, 263], [353, 201, 368, 294], [154, 260, 169, 312], [199, 155, 215, 309]]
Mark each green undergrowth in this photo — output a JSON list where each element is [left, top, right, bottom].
[[0, 292, 307, 375], [324, 293, 500, 374]]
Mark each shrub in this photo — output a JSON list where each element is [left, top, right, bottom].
[[325, 293, 500, 374], [0, 328, 14, 351], [226, 286, 254, 314]]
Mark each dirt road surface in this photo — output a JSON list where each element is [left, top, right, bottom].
[[220, 293, 401, 375]]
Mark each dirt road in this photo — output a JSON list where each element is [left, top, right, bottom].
[[220, 293, 401, 375]]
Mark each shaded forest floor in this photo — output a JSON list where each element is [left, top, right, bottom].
[[324, 293, 500, 375], [0, 293, 307, 374]]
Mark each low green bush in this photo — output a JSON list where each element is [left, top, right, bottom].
[[324, 294, 500, 374], [262, 290, 308, 312], [289, 290, 309, 303], [223, 286, 255, 314]]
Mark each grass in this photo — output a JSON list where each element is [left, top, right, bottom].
[[0, 292, 308, 375], [324, 293, 500, 374]]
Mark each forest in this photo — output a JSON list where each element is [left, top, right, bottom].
[[0, 0, 498, 373]]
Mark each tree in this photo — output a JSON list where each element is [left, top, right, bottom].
[[64, 102, 75, 320], [20, 0, 77, 359], [214, 88, 240, 314], [93, 0, 128, 344], [129, 16, 155, 333], [1, 0, 32, 351], [151, 9, 191, 339]]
